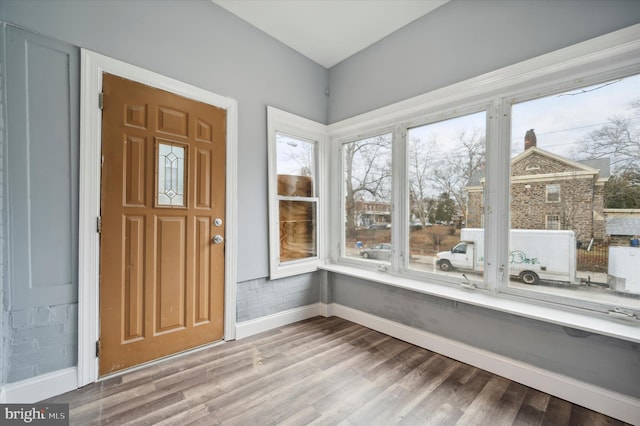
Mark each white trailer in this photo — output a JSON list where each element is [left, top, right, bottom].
[[435, 228, 577, 285]]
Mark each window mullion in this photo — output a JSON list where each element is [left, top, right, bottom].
[[485, 100, 511, 292], [391, 124, 406, 273]]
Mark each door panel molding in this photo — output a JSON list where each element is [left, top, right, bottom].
[[78, 49, 237, 386]]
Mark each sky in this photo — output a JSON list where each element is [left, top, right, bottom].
[[406, 74, 639, 163], [511, 75, 639, 160]]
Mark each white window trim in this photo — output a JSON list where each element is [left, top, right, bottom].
[[267, 106, 327, 279], [324, 23, 640, 341]]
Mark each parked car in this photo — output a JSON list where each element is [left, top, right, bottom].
[[368, 223, 390, 230], [360, 243, 392, 260], [410, 220, 431, 230]]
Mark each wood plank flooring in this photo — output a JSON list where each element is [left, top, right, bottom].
[[44, 316, 628, 425]]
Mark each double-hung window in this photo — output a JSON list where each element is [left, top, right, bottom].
[[267, 107, 326, 279]]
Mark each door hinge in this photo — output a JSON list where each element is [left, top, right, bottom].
[[96, 340, 100, 358], [98, 92, 104, 110], [97, 216, 102, 234]]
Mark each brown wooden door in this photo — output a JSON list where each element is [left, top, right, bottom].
[[99, 73, 226, 375]]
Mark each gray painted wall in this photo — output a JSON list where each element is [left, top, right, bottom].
[[330, 273, 640, 398], [0, 0, 328, 384], [328, 0, 640, 122], [0, 0, 329, 283], [2, 25, 79, 383]]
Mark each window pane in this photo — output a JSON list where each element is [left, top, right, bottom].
[[510, 74, 640, 310], [279, 200, 317, 262], [343, 133, 392, 261], [408, 112, 486, 278], [157, 142, 185, 207], [276, 133, 315, 197]]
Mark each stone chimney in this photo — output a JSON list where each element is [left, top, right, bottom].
[[525, 129, 537, 150]]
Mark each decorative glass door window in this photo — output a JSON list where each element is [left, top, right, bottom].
[[157, 141, 186, 207]]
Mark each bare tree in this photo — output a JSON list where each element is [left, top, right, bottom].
[[408, 135, 436, 226], [578, 99, 640, 173], [344, 134, 392, 238], [432, 129, 485, 225]]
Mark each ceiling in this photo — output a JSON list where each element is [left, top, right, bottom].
[[211, 0, 449, 68]]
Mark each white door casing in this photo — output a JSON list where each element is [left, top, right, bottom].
[[78, 49, 237, 386]]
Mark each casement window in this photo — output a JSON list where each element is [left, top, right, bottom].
[[267, 107, 326, 279], [326, 25, 640, 328]]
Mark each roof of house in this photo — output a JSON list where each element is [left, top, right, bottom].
[[579, 158, 611, 178], [465, 149, 610, 187], [606, 216, 640, 236]]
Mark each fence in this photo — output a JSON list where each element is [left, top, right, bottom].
[[576, 240, 609, 272]]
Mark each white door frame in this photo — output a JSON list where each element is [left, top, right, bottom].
[[77, 49, 238, 386]]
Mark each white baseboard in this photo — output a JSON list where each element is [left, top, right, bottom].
[[235, 303, 322, 339], [0, 367, 78, 403], [329, 303, 640, 425]]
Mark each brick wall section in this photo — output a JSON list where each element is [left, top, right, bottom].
[[7, 304, 78, 382], [236, 272, 321, 322]]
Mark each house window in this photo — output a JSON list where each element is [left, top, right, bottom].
[[546, 215, 560, 230], [267, 107, 326, 279], [342, 132, 392, 263], [546, 184, 560, 203], [327, 27, 640, 324], [508, 73, 640, 311], [406, 111, 486, 277]]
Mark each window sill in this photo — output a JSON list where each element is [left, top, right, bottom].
[[319, 263, 640, 344]]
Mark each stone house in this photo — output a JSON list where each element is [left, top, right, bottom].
[[466, 131, 609, 242]]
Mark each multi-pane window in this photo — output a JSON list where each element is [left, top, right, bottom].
[[276, 133, 318, 262], [546, 215, 560, 230], [327, 28, 640, 324], [342, 133, 392, 262], [406, 112, 486, 279], [267, 106, 325, 279]]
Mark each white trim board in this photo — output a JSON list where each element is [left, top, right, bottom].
[[329, 303, 640, 425], [236, 303, 323, 340], [0, 368, 78, 403], [78, 49, 238, 388]]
